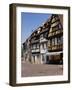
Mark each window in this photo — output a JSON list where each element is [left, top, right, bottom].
[[31, 45, 33, 49], [55, 38, 57, 45], [42, 43, 44, 49], [52, 38, 55, 45], [43, 32, 48, 38], [55, 16, 59, 21], [44, 43, 47, 48], [38, 30, 40, 33], [32, 37, 36, 41], [48, 40, 51, 46], [33, 44, 36, 49], [57, 36, 63, 45], [46, 42, 47, 47], [40, 44, 42, 49], [36, 44, 39, 48], [57, 37, 61, 44]]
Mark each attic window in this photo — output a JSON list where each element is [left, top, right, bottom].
[[38, 30, 40, 33]]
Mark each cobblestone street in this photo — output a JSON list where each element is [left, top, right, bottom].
[[21, 61, 63, 77]]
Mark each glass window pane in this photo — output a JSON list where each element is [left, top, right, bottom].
[[58, 37, 61, 44], [52, 38, 55, 45], [55, 38, 57, 45]]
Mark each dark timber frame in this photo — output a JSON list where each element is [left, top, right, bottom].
[[9, 3, 70, 86]]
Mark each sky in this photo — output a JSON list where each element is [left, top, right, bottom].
[[21, 12, 52, 44]]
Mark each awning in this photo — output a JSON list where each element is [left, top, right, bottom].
[[45, 51, 63, 55]]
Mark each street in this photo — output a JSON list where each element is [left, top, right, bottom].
[[21, 61, 63, 77]]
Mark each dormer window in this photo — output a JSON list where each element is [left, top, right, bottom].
[[38, 30, 40, 33]]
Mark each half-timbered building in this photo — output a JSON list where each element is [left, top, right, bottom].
[[22, 14, 63, 64], [46, 14, 63, 63]]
